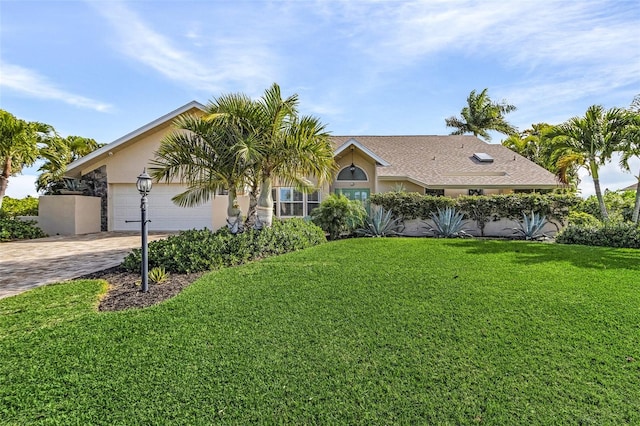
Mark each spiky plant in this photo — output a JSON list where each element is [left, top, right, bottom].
[[148, 266, 169, 284], [424, 207, 470, 238], [356, 206, 404, 237], [512, 211, 548, 240]]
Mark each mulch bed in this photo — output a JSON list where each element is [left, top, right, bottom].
[[79, 267, 204, 312]]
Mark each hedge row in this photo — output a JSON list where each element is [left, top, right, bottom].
[[370, 192, 581, 234], [121, 218, 326, 273]]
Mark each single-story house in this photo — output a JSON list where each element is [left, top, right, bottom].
[[59, 101, 559, 233]]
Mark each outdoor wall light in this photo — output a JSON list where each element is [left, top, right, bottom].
[[349, 146, 356, 173]]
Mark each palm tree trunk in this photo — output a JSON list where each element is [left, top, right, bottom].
[[256, 177, 274, 227], [590, 160, 609, 221], [226, 187, 242, 233], [0, 156, 12, 210], [632, 174, 640, 224], [244, 181, 259, 228]]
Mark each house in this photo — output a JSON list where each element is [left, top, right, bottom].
[[60, 101, 559, 233]]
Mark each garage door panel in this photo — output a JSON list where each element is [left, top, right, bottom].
[[111, 184, 213, 231]]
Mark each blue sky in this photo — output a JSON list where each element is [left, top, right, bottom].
[[2, 0, 639, 198]]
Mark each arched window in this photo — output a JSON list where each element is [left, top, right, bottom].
[[337, 165, 367, 181]]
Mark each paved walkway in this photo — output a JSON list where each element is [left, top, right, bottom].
[[0, 232, 170, 299]]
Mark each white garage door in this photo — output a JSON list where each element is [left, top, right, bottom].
[[111, 184, 213, 231]]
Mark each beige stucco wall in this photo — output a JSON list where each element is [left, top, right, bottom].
[[377, 180, 424, 193], [403, 218, 561, 238], [38, 195, 101, 235], [81, 124, 173, 183]]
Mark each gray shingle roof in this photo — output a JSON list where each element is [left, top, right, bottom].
[[331, 135, 559, 188]]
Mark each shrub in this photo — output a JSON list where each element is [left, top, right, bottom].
[[370, 192, 454, 220], [424, 207, 470, 238], [0, 196, 39, 218], [121, 219, 326, 273], [556, 221, 640, 249], [0, 218, 47, 242], [310, 194, 366, 240], [575, 190, 635, 222], [356, 206, 404, 237], [567, 211, 601, 227]]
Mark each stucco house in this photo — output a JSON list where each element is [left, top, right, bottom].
[[59, 101, 559, 233]]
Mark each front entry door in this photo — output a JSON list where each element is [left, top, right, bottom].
[[336, 188, 371, 212]]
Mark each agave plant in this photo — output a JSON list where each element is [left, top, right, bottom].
[[424, 207, 470, 238], [356, 206, 404, 237], [512, 211, 548, 240]]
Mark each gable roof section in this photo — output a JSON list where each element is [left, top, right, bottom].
[[66, 101, 206, 177], [330, 135, 559, 189], [333, 138, 391, 166]]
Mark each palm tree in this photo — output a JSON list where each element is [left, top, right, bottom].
[[445, 88, 518, 141], [620, 99, 640, 223], [150, 112, 251, 232], [0, 110, 53, 208], [551, 105, 631, 221], [250, 83, 336, 227], [203, 92, 262, 228], [37, 135, 102, 194]]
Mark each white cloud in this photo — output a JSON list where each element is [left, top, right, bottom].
[[0, 63, 112, 112], [89, 1, 277, 94], [4, 174, 39, 199]]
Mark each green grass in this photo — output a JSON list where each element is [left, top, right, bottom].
[[1, 239, 639, 424]]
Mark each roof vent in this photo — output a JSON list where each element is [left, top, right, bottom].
[[473, 152, 494, 163]]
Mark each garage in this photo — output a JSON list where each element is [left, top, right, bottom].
[[110, 183, 214, 231]]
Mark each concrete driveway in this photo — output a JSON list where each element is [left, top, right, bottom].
[[0, 232, 171, 300]]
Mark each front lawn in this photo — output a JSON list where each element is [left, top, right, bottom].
[[1, 239, 639, 424]]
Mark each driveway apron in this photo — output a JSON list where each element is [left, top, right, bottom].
[[0, 232, 170, 299]]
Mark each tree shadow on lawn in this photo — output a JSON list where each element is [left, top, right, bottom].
[[443, 239, 640, 271]]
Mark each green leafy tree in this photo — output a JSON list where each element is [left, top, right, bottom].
[[551, 105, 631, 221], [445, 88, 518, 141], [0, 110, 53, 209], [37, 135, 102, 194]]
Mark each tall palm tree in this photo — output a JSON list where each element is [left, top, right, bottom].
[[150, 112, 251, 232], [0, 110, 53, 208], [37, 135, 102, 193], [620, 101, 640, 223], [251, 83, 336, 227], [551, 105, 630, 221], [445, 88, 518, 141]]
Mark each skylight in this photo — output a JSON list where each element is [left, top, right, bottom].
[[473, 153, 494, 163]]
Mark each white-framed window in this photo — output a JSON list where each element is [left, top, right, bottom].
[[274, 187, 321, 217], [468, 189, 484, 196]]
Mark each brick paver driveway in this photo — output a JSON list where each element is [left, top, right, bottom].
[[0, 232, 170, 299]]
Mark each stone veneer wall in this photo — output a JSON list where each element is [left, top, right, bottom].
[[82, 166, 108, 231]]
